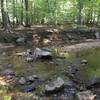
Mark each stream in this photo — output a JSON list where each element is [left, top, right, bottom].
[[0, 45, 100, 100]]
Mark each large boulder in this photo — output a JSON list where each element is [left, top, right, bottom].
[[45, 77, 64, 94], [34, 48, 52, 60]]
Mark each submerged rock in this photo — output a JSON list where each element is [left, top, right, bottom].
[[45, 77, 64, 94]]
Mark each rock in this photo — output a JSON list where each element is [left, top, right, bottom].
[[34, 48, 52, 60], [33, 75, 39, 79], [95, 32, 100, 39], [3, 64, 13, 68], [16, 52, 26, 56], [2, 52, 6, 56], [86, 77, 100, 88], [26, 55, 34, 62], [65, 79, 75, 87], [7, 64, 13, 68], [43, 38, 51, 45], [66, 66, 79, 78], [25, 49, 36, 62], [45, 77, 64, 94], [16, 37, 26, 45], [81, 59, 88, 65], [27, 75, 35, 82], [59, 86, 77, 100], [76, 90, 96, 100], [6, 75, 14, 79], [25, 83, 36, 92], [19, 77, 27, 85], [16, 49, 32, 56], [1, 69, 15, 76], [85, 39, 95, 42], [0, 43, 15, 49]]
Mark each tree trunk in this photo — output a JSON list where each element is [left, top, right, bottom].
[[21, 0, 24, 25], [77, 0, 83, 25], [24, 0, 30, 27], [13, 0, 16, 27], [1, 0, 12, 32]]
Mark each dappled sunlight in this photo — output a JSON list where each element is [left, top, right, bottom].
[[0, 77, 9, 86]]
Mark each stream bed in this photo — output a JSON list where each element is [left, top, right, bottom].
[[0, 46, 100, 100]]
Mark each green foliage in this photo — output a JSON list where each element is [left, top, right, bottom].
[[0, 0, 100, 26], [0, 86, 8, 94], [4, 95, 12, 100]]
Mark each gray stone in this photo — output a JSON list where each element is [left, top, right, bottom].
[[1, 69, 15, 76], [33, 75, 39, 79], [19, 77, 26, 85], [16, 37, 26, 45], [86, 77, 100, 87], [76, 90, 96, 100], [26, 56, 34, 62], [45, 77, 64, 93], [27, 75, 35, 82], [81, 59, 88, 65], [24, 83, 36, 92], [34, 48, 52, 59], [95, 32, 100, 39]]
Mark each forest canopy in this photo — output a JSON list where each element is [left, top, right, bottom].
[[0, 0, 100, 28]]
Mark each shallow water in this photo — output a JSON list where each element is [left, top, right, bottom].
[[76, 48, 100, 79], [0, 46, 100, 96], [0, 47, 100, 80]]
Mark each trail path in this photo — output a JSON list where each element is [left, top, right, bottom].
[[63, 39, 100, 52]]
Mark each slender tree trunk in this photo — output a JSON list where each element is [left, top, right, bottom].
[[13, 0, 16, 27], [24, 0, 30, 27], [97, 13, 100, 25], [21, 0, 24, 25], [97, 7, 100, 25], [15, 0, 19, 25], [90, 9, 93, 24], [77, 0, 83, 25], [1, 0, 12, 32]]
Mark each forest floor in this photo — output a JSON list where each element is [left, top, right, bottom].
[[0, 25, 100, 51]]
